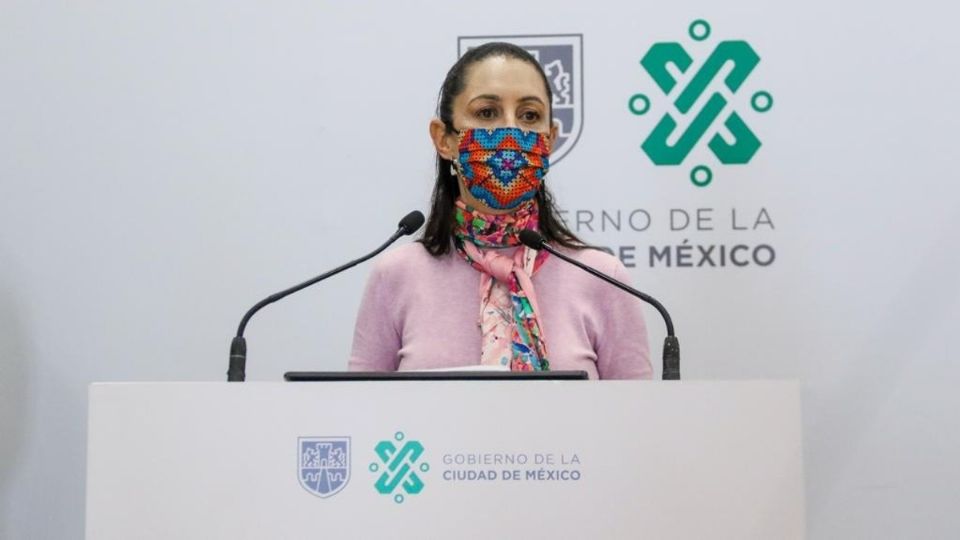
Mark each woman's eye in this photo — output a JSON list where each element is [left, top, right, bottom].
[[521, 111, 542, 122], [476, 108, 497, 120]]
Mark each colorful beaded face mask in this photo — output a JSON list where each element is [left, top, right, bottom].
[[454, 127, 551, 210]]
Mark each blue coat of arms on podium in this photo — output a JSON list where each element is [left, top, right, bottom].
[[298, 437, 350, 498]]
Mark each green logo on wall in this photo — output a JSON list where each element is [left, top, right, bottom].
[[368, 431, 429, 504], [629, 20, 772, 187]]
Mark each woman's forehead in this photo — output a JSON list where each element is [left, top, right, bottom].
[[459, 56, 548, 102]]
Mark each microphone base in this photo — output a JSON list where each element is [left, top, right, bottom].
[[228, 336, 247, 382], [662, 336, 680, 380]]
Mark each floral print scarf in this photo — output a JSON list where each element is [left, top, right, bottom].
[[452, 198, 550, 371]]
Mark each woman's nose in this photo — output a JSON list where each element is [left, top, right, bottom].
[[500, 114, 521, 128]]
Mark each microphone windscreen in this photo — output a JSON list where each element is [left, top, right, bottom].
[[518, 229, 545, 249], [398, 210, 426, 235]]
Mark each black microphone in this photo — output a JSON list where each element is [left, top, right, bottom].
[[518, 229, 680, 380], [227, 210, 425, 381]]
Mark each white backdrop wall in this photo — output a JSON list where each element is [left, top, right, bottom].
[[1, 1, 958, 538]]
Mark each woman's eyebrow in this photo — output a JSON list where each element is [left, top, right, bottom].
[[467, 95, 547, 106], [468, 94, 501, 104], [518, 96, 546, 106]]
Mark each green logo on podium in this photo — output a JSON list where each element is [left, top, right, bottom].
[[369, 431, 429, 503]]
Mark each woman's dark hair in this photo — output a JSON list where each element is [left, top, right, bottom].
[[420, 42, 585, 256]]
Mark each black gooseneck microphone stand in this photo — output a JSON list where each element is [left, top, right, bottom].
[[227, 211, 425, 381], [519, 230, 680, 380]]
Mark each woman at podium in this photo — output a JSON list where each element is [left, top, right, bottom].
[[349, 42, 651, 379]]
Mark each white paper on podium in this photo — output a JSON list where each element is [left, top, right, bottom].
[[408, 364, 510, 372]]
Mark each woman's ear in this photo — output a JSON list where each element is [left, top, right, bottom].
[[549, 119, 560, 148], [429, 118, 457, 160]]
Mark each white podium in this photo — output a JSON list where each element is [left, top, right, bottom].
[[86, 381, 805, 539]]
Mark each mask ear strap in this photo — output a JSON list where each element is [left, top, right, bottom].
[[448, 127, 469, 177]]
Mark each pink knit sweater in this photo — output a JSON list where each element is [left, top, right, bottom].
[[348, 242, 652, 379]]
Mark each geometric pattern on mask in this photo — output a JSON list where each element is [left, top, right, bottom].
[[457, 127, 552, 210]]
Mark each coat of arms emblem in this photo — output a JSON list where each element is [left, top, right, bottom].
[[298, 437, 350, 498]]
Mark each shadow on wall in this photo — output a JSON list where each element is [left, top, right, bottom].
[[0, 284, 31, 510]]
